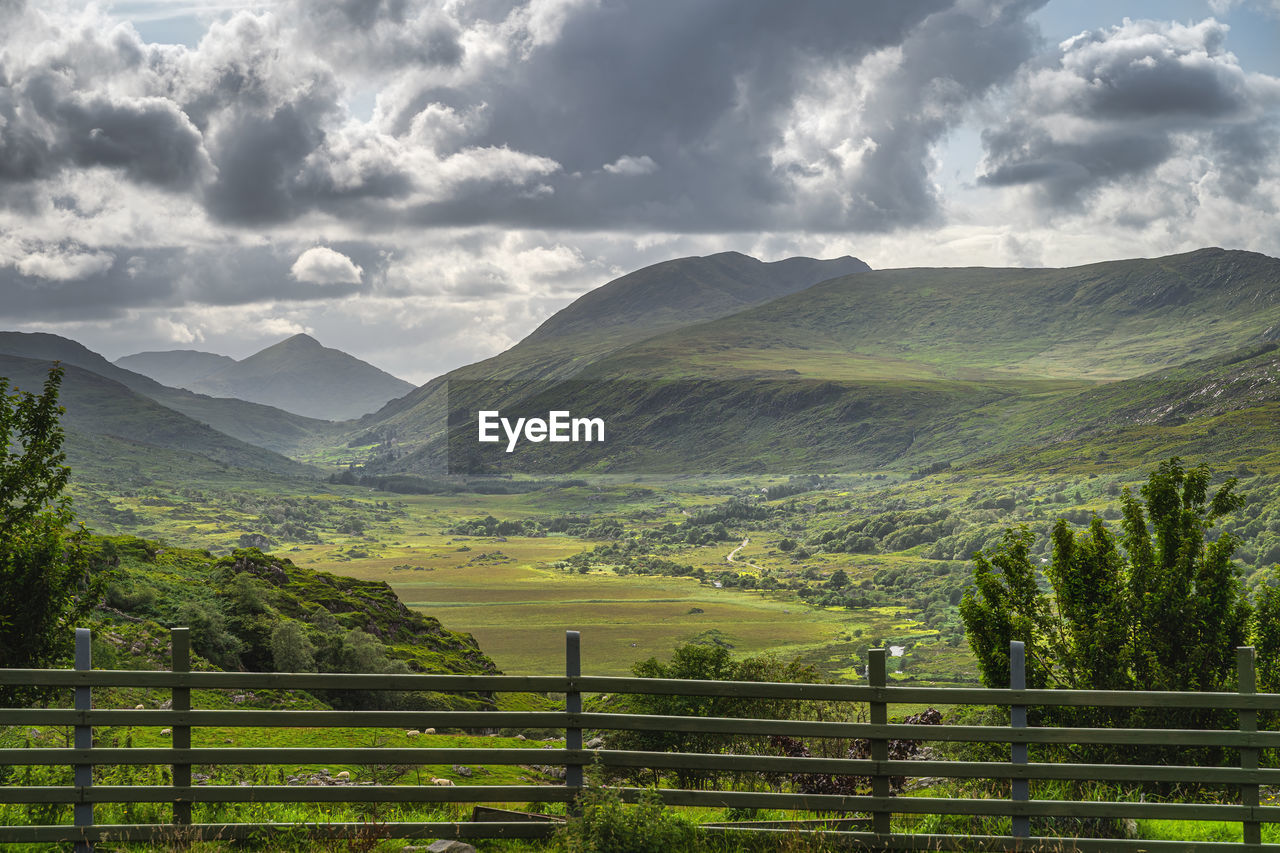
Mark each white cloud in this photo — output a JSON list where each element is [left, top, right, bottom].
[[977, 17, 1280, 216], [16, 250, 115, 281], [152, 315, 203, 344], [602, 155, 657, 176], [289, 246, 363, 285]]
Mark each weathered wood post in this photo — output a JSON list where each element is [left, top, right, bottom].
[[73, 627, 93, 853], [868, 648, 890, 835], [565, 630, 583, 815], [172, 628, 192, 828], [1010, 640, 1029, 840], [1238, 646, 1260, 848]]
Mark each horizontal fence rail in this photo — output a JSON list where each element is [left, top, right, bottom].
[[0, 629, 1278, 850]]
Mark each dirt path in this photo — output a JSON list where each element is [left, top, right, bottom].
[[726, 537, 767, 572]]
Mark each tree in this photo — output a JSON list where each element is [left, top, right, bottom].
[[0, 365, 92, 702], [959, 457, 1248, 766], [961, 458, 1247, 694], [270, 621, 317, 673]]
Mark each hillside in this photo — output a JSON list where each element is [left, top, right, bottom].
[[115, 349, 236, 388], [94, 539, 497, 697], [585, 248, 1280, 382], [348, 252, 870, 464], [0, 332, 341, 456], [0, 354, 318, 481], [523, 251, 870, 343], [146, 334, 416, 421], [360, 248, 1280, 476]]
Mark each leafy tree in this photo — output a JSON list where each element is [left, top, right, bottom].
[[961, 457, 1246, 694], [270, 621, 317, 673], [0, 365, 92, 702], [174, 599, 243, 670], [959, 457, 1248, 767]]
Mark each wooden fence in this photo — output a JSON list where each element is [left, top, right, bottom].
[[1, 628, 1279, 850]]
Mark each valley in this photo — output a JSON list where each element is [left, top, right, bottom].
[[6, 247, 1280, 690], [9, 5, 1280, 845]]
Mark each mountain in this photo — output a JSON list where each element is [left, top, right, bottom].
[[115, 349, 236, 388], [351, 252, 871, 456], [582, 248, 1280, 382], [139, 334, 415, 421], [523, 251, 871, 345], [0, 353, 317, 482], [0, 331, 339, 457], [350, 248, 1280, 476]]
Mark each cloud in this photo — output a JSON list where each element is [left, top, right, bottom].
[[15, 248, 115, 281], [290, 246, 364, 285], [977, 18, 1280, 212], [380, 0, 1050, 232], [0, 243, 377, 322], [0, 1, 1055, 237], [287, 0, 466, 72], [602, 155, 657, 176], [0, 27, 213, 189], [152, 315, 203, 344]]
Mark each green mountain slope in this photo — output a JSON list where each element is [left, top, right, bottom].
[[865, 341, 1280, 474], [365, 248, 1280, 476], [0, 332, 340, 456], [586, 248, 1280, 382], [348, 252, 870, 466], [173, 334, 415, 421], [0, 354, 318, 481], [115, 349, 236, 388], [523, 251, 870, 344]]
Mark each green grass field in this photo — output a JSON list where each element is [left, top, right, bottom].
[[294, 531, 851, 676]]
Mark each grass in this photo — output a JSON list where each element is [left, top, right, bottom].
[[308, 533, 849, 676]]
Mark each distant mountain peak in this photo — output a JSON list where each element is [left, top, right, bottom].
[[181, 333, 413, 420], [110, 332, 413, 421], [276, 333, 323, 348]]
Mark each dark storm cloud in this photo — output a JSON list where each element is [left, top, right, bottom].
[[0, 69, 210, 189], [0, 5, 211, 188], [202, 99, 332, 224], [384, 0, 1048, 232], [977, 18, 1280, 210], [1, 1, 1053, 233]]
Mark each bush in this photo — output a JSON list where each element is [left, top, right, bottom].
[[174, 599, 243, 669], [606, 644, 827, 789], [554, 787, 697, 853]]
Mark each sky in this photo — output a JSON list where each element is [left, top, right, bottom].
[[1, 0, 1279, 384]]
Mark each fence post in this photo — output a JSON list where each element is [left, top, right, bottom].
[[73, 627, 93, 853], [1010, 640, 1029, 840], [172, 628, 192, 828], [1239, 646, 1260, 847], [565, 630, 583, 814], [868, 647, 890, 835]]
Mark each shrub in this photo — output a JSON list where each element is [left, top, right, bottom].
[[554, 787, 696, 853]]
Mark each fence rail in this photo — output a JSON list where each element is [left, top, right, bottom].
[[0, 628, 1277, 850]]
